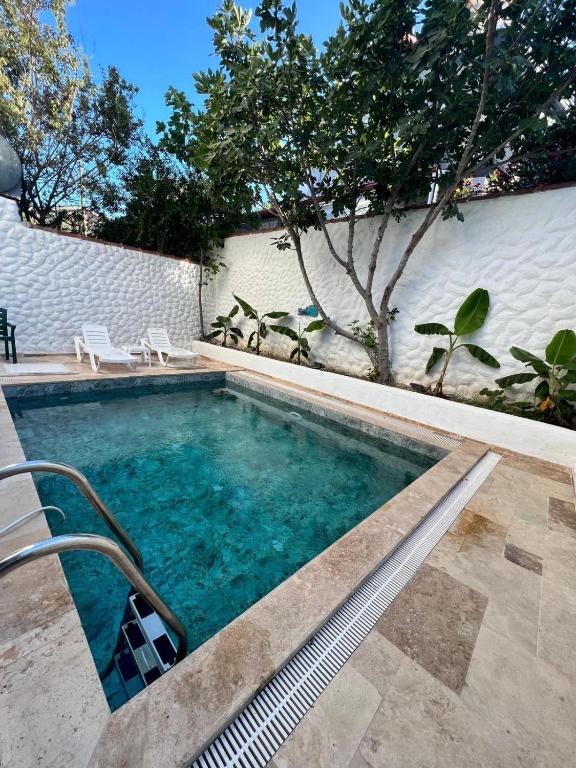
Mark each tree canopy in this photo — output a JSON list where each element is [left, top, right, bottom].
[[0, 0, 142, 229], [162, 0, 576, 381]]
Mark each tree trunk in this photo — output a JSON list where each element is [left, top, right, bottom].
[[375, 319, 392, 385], [198, 250, 205, 339]]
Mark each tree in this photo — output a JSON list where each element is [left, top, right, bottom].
[[162, 0, 576, 383], [0, 0, 142, 230], [95, 143, 256, 336]]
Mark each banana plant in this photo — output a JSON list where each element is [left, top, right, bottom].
[[233, 295, 288, 355], [205, 305, 243, 347], [415, 288, 500, 396], [270, 319, 325, 365], [495, 329, 576, 423]]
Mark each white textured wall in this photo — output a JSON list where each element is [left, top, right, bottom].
[[206, 186, 576, 396], [0, 196, 200, 353]]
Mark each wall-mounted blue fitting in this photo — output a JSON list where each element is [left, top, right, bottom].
[[297, 305, 318, 317]]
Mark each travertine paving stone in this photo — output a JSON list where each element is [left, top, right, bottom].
[[504, 541, 542, 574], [273, 665, 381, 768], [374, 564, 487, 693], [548, 496, 576, 537]]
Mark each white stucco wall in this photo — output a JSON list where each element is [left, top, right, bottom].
[[206, 186, 576, 396], [0, 195, 200, 353]]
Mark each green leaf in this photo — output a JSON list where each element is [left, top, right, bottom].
[[233, 295, 257, 319], [264, 311, 289, 319], [414, 323, 452, 336], [425, 347, 446, 373], [495, 372, 538, 387], [289, 347, 299, 360], [534, 380, 549, 398], [462, 344, 500, 368], [205, 330, 221, 339], [247, 330, 256, 348], [545, 330, 576, 366], [229, 304, 239, 318], [509, 347, 543, 365], [454, 288, 489, 336], [229, 334, 239, 345], [558, 389, 576, 401], [531, 359, 551, 377], [304, 319, 325, 333], [229, 327, 243, 337], [270, 324, 299, 341]]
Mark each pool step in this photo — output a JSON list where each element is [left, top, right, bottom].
[[114, 592, 177, 696]]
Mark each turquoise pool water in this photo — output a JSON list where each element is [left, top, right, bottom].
[[7, 378, 440, 709]]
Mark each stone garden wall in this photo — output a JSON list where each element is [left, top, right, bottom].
[[205, 185, 576, 396], [0, 195, 200, 352]]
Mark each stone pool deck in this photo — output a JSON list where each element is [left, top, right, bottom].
[[269, 455, 576, 768], [0, 355, 575, 768]]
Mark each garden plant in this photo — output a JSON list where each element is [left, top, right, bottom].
[[415, 288, 500, 396], [233, 295, 289, 355], [206, 305, 243, 347], [494, 329, 576, 425], [270, 319, 326, 365]]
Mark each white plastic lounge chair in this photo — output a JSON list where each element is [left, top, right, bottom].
[[74, 324, 136, 372], [142, 328, 199, 367]]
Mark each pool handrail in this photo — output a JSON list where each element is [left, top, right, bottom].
[[0, 505, 65, 539], [0, 461, 143, 569], [0, 533, 187, 662]]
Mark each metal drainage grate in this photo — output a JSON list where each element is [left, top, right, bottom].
[[192, 451, 501, 768]]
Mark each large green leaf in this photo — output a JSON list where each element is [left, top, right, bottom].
[[545, 330, 576, 366], [510, 347, 544, 365], [495, 372, 538, 387], [233, 295, 257, 319], [264, 311, 289, 319], [462, 344, 500, 368], [531, 359, 551, 377], [425, 346, 446, 373], [558, 389, 576, 401], [270, 324, 299, 341], [304, 319, 325, 333], [534, 380, 549, 398], [454, 288, 489, 336], [414, 323, 452, 336]]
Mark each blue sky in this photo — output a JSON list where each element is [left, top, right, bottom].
[[66, 1, 344, 139]]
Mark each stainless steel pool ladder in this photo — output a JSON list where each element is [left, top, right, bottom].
[[0, 505, 65, 539], [0, 461, 143, 568], [0, 533, 187, 662]]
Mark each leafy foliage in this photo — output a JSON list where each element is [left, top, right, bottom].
[[95, 145, 252, 257], [270, 319, 326, 365], [233, 295, 288, 354], [495, 329, 576, 424], [0, 1, 142, 229], [161, 0, 576, 384], [206, 305, 244, 347], [415, 288, 499, 395]]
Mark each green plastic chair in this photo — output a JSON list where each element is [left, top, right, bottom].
[[0, 308, 17, 364]]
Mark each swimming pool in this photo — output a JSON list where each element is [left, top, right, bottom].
[[6, 375, 443, 709]]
